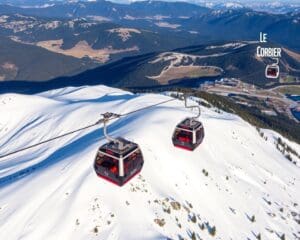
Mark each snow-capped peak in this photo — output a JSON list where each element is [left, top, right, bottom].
[[0, 85, 299, 239]]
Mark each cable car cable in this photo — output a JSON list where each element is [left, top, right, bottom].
[[0, 122, 102, 159], [0, 98, 176, 159], [119, 98, 176, 117]]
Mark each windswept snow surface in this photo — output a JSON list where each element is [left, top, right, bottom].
[[0, 85, 299, 240]]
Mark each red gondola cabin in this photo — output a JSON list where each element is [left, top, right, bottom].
[[172, 118, 204, 151], [265, 65, 279, 79], [94, 138, 144, 186]]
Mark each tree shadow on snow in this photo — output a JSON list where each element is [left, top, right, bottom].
[[58, 93, 136, 105]]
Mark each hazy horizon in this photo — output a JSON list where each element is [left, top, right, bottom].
[[2, 0, 299, 4]]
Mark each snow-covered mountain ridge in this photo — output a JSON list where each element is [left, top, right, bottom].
[[0, 85, 299, 240]]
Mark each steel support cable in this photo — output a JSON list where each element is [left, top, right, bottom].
[[0, 98, 176, 159], [0, 122, 101, 159]]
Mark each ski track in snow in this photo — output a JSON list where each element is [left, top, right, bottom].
[[0, 85, 299, 240]]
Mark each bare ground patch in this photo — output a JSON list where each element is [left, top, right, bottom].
[[107, 28, 141, 42], [155, 22, 180, 29], [254, 54, 264, 63], [36, 39, 139, 63], [0, 62, 18, 80], [283, 48, 300, 62], [274, 85, 300, 95], [226, 64, 239, 71], [148, 65, 222, 85], [2, 62, 17, 71]]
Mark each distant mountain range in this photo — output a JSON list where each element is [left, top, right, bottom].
[[0, 1, 299, 52], [1, 41, 299, 93], [0, 14, 199, 65], [0, 0, 299, 14], [0, 0, 299, 87], [0, 1, 209, 19], [0, 36, 96, 82], [46, 41, 300, 88]]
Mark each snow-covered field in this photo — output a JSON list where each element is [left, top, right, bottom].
[[0, 85, 299, 240]]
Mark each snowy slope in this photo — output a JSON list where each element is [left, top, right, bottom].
[[0, 85, 299, 240]]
